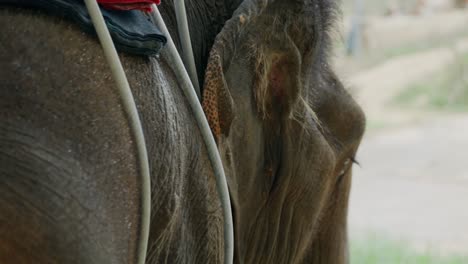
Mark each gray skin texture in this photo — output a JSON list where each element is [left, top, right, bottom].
[[0, 1, 241, 263], [0, 0, 365, 264]]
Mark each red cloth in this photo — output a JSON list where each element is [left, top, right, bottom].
[[97, 0, 160, 12]]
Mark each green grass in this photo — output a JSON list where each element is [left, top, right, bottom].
[[392, 52, 468, 111], [351, 237, 468, 264]]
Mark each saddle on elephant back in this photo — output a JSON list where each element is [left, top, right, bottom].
[[0, 0, 167, 55]]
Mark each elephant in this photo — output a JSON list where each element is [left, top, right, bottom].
[[0, 0, 365, 263]]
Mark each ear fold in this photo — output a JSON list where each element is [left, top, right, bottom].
[[202, 50, 235, 142], [253, 40, 302, 120]]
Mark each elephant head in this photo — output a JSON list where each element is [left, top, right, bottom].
[[202, 0, 366, 263], [0, 0, 364, 263]]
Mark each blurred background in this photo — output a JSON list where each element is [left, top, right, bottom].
[[335, 0, 468, 263]]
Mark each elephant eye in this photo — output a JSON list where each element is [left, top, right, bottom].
[[337, 157, 358, 184], [338, 159, 349, 177]]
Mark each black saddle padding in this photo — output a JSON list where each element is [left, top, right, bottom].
[[1, 0, 166, 55]]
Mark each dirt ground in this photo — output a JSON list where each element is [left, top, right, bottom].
[[340, 9, 468, 255], [349, 114, 468, 254]]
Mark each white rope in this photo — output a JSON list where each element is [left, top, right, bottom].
[[150, 5, 234, 264], [82, 1, 151, 264], [174, 0, 201, 99]]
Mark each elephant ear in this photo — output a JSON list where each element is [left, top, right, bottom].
[[202, 0, 330, 136], [203, 36, 301, 127], [202, 49, 235, 142]]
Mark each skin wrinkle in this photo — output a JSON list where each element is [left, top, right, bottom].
[[146, 59, 182, 262], [265, 156, 290, 261], [1, 139, 112, 263]]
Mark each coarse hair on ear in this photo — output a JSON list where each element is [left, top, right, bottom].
[[251, 32, 302, 121]]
